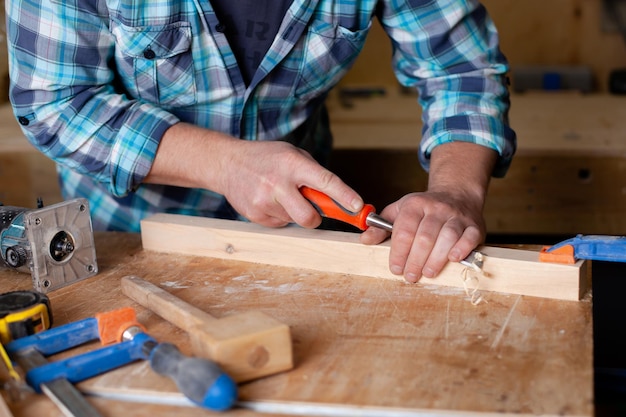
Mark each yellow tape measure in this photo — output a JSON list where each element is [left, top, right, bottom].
[[0, 290, 52, 345], [0, 290, 52, 384]]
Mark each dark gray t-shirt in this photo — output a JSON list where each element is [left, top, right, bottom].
[[211, 0, 294, 85]]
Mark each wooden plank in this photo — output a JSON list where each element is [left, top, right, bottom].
[[0, 393, 14, 417], [140, 213, 589, 301]]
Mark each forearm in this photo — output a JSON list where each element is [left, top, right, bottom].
[[427, 141, 498, 207], [382, 0, 516, 177], [144, 122, 238, 193]]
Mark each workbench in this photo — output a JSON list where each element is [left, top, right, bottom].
[[0, 232, 593, 417]]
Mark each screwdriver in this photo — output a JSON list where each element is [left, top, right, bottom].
[[299, 186, 483, 270], [122, 326, 238, 411]]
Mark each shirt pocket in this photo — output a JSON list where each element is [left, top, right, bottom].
[[294, 20, 371, 100], [111, 20, 197, 108]]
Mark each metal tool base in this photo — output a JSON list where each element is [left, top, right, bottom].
[[24, 199, 98, 293]]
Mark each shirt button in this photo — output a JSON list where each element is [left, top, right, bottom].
[[18, 116, 29, 126], [215, 23, 226, 33], [143, 48, 156, 59]]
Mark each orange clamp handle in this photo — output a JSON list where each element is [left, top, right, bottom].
[[300, 186, 375, 231], [95, 307, 145, 345], [539, 244, 576, 264]]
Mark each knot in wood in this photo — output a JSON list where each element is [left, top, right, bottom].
[[247, 345, 270, 369]]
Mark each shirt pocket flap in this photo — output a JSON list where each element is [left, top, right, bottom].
[[112, 20, 192, 59]]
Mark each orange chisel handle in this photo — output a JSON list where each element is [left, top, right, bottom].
[[300, 186, 376, 231]]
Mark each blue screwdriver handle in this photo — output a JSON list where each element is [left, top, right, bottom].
[[148, 342, 238, 411]]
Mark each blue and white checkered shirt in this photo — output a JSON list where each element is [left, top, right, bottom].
[[7, 0, 516, 231]]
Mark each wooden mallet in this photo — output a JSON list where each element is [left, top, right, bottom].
[[120, 275, 293, 382]]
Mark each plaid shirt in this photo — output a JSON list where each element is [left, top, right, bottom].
[[7, 0, 516, 232]]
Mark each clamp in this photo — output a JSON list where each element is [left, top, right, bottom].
[[5, 307, 237, 415], [540, 234, 626, 264]]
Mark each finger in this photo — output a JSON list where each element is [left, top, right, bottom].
[[264, 218, 291, 228], [306, 169, 363, 213], [360, 202, 398, 244], [387, 214, 424, 281], [399, 216, 445, 282], [281, 188, 324, 229], [360, 226, 390, 245], [419, 221, 467, 278], [246, 213, 291, 228], [240, 190, 295, 227], [449, 225, 483, 262]]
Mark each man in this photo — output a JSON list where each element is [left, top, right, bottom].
[[6, 0, 516, 282]]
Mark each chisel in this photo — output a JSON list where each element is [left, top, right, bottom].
[[300, 186, 483, 270], [299, 186, 392, 232]]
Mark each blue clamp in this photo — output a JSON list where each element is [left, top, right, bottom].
[[540, 234, 626, 264], [5, 308, 237, 411], [5, 313, 155, 391]]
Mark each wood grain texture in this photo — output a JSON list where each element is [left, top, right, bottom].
[[121, 275, 293, 382], [140, 213, 589, 301], [0, 232, 593, 416]]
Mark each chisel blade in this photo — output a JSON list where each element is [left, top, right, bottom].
[[14, 349, 103, 417]]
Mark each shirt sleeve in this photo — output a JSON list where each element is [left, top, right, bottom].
[[378, 0, 517, 177], [6, 0, 180, 197]]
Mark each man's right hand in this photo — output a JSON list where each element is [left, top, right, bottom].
[[145, 122, 363, 229]]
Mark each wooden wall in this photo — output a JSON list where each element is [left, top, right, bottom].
[[342, 0, 626, 93]]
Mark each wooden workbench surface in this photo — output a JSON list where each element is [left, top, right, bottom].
[[0, 232, 593, 417]]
